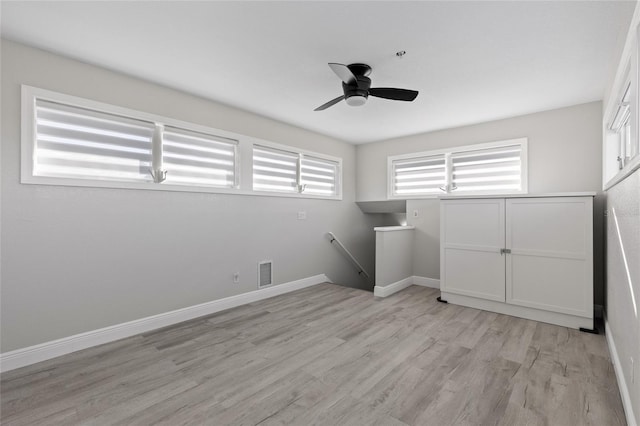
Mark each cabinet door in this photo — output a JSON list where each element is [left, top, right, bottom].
[[440, 199, 505, 301], [505, 197, 593, 318]]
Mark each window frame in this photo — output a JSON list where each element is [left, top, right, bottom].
[[251, 140, 343, 200], [387, 138, 528, 200], [603, 20, 640, 190]]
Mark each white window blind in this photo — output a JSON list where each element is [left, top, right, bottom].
[[451, 144, 523, 192], [252, 144, 341, 197], [34, 99, 154, 182], [609, 82, 633, 170], [162, 126, 237, 188], [300, 156, 339, 196], [391, 155, 446, 196], [253, 145, 299, 193], [388, 138, 527, 198]]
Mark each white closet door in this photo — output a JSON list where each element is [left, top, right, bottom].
[[440, 199, 505, 301], [505, 197, 593, 318]]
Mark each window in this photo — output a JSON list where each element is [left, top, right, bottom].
[[451, 144, 523, 192], [390, 154, 446, 196], [605, 71, 636, 181], [388, 138, 527, 199], [22, 86, 238, 191], [252, 145, 299, 193], [252, 144, 341, 198], [161, 126, 237, 188], [603, 22, 640, 188], [300, 155, 340, 196]]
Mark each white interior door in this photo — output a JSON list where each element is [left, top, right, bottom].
[[505, 197, 593, 318], [440, 199, 506, 301]]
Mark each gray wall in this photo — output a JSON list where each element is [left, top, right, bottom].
[[0, 40, 386, 352], [605, 170, 640, 422], [356, 102, 606, 306]]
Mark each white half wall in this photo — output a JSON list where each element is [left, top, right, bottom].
[[0, 40, 388, 353], [374, 226, 415, 287], [356, 102, 606, 306]]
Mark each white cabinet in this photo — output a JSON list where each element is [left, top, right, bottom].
[[440, 195, 594, 330]]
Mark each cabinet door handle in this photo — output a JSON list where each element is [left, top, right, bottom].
[[500, 248, 512, 254]]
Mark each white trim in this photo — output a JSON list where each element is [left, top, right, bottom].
[[387, 137, 528, 200], [373, 225, 415, 232], [605, 317, 638, 426], [439, 191, 596, 200], [374, 276, 440, 297], [440, 291, 593, 330], [604, 157, 640, 191], [374, 276, 414, 297], [0, 274, 330, 373], [412, 276, 441, 289]]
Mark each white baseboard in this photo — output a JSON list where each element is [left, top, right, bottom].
[[605, 317, 638, 426], [0, 274, 329, 373], [374, 276, 440, 298], [441, 291, 593, 330], [412, 276, 440, 289], [374, 277, 413, 297]]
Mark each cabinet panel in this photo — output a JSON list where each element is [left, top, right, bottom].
[[505, 197, 593, 318], [441, 199, 505, 301], [442, 200, 504, 247], [507, 255, 590, 316], [507, 199, 588, 255], [442, 248, 505, 301]]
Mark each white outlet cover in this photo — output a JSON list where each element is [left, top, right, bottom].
[[297, 211, 307, 220]]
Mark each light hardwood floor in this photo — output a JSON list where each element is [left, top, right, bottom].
[[1, 284, 626, 425]]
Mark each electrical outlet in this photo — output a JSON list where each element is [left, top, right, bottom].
[[413, 210, 419, 218], [233, 272, 240, 283], [297, 211, 307, 220]]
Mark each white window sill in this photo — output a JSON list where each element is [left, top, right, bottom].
[[604, 156, 640, 191], [20, 176, 342, 201]]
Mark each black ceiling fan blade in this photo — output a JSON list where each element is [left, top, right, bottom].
[[369, 88, 419, 101], [314, 95, 345, 111], [328, 63, 358, 86]]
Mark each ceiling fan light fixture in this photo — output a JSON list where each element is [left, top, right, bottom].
[[346, 95, 367, 107]]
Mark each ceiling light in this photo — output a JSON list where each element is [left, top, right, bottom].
[[346, 95, 367, 107]]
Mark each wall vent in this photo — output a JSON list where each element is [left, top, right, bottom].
[[258, 260, 273, 288]]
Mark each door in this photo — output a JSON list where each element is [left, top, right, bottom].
[[505, 197, 593, 318], [440, 199, 506, 301]]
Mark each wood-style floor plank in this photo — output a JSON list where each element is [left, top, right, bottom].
[[0, 284, 627, 425]]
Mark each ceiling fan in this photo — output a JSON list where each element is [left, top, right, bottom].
[[314, 63, 418, 111]]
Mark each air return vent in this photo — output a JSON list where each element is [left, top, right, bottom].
[[258, 260, 273, 288]]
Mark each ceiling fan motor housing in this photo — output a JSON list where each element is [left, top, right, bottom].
[[342, 76, 371, 105]]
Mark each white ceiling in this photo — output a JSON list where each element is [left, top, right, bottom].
[[1, 1, 635, 144]]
